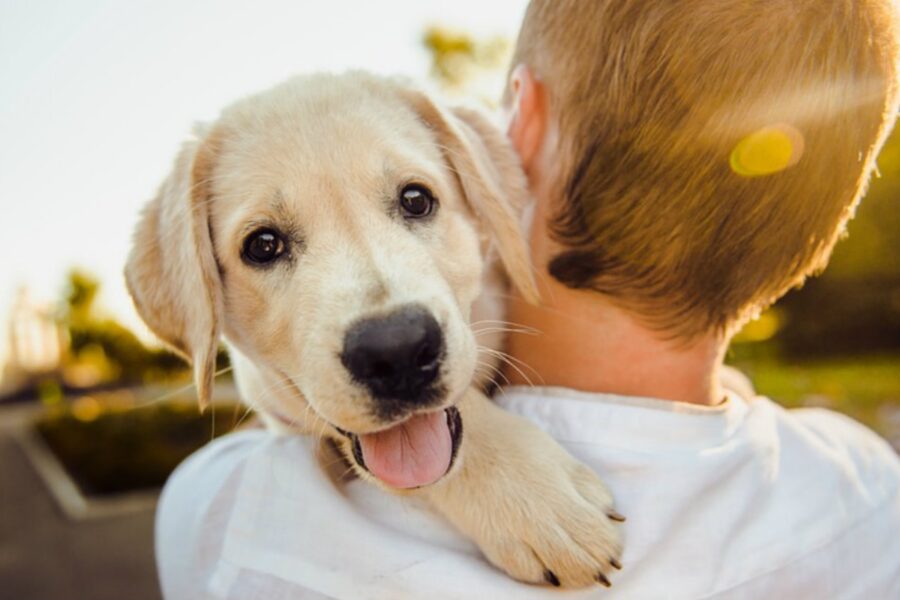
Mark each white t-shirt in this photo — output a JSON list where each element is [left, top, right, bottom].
[[156, 384, 900, 599]]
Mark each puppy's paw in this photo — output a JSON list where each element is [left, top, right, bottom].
[[474, 457, 624, 588], [422, 392, 624, 589]]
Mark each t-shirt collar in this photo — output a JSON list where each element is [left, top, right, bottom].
[[493, 385, 751, 451]]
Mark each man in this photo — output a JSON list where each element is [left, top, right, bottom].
[[157, 0, 900, 597]]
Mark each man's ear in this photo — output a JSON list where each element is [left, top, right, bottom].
[[505, 65, 548, 179], [399, 88, 540, 305], [124, 125, 224, 410]]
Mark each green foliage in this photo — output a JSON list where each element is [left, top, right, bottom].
[[64, 270, 99, 323], [36, 379, 64, 407], [746, 129, 900, 358], [422, 26, 510, 96], [828, 139, 900, 281], [27, 271, 238, 496], [36, 401, 244, 495], [59, 269, 191, 387]]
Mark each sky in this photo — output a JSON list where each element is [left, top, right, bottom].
[[0, 0, 529, 353]]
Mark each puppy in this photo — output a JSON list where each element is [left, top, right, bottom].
[[126, 72, 623, 588]]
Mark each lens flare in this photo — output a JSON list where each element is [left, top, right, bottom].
[[730, 124, 804, 177]]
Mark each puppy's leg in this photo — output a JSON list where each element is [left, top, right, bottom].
[[418, 389, 624, 588]]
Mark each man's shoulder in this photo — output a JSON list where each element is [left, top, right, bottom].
[[743, 400, 899, 564], [157, 429, 539, 600], [711, 400, 900, 597], [763, 400, 900, 491], [159, 428, 277, 514], [163, 427, 328, 493], [159, 428, 328, 535], [171, 428, 271, 474], [787, 403, 895, 451], [156, 429, 316, 599]]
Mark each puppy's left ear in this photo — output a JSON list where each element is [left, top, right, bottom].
[[125, 126, 224, 410], [400, 90, 540, 304]]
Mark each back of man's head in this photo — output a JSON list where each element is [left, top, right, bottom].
[[510, 0, 900, 339]]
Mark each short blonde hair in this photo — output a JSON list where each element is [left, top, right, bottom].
[[510, 0, 900, 338]]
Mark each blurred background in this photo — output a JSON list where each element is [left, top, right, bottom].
[[0, 1, 897, 599]]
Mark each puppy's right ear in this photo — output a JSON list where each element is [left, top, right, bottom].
[[125, 126, 224, 410], [397, 88, 540, 305]]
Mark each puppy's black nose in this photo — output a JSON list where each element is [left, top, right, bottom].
[[341, 305, 444, 404]]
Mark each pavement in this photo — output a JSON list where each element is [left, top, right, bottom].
[[0, 410, 161, 600]]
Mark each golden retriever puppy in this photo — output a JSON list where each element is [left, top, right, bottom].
[[126, 72, 623, 588]]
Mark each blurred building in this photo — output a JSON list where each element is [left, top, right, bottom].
[[0, 287, 66, 398]]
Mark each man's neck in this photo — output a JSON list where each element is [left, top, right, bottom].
[[503, 277, 727, 406], [501, 129, 727, 405]]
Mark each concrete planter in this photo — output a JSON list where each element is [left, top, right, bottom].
[[14, 425, 158, 520]]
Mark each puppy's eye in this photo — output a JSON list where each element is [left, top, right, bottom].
[[242, 228, 286, 265], [399, 184, 437, 219]]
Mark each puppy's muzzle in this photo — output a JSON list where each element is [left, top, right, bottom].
[[340, 304, 445, 411]]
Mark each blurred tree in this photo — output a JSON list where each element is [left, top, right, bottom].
[[65, 270, 99, 323], [60, 269, 187, 388], [761, 132, 900, 358], [423, 26, 511, 102]]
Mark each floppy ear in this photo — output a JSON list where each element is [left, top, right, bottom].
[[400, 90, 540, 304], [125, 126, 224, 410]]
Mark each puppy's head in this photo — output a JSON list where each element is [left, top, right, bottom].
[[126, 73, 536, 489]]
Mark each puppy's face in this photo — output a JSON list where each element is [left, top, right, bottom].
[[126, 73, 535, 489], [210, 79, 482, 435]]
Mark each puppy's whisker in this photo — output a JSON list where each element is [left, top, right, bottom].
[[243, 372, 321, 430], [247, 376, 299, 409], [338, 463, 361, 481], [470, 318, 541, 332], [314, 411, 331, 442], [208, 398, 217, 441], [487, 347, 544, 382], [470, 318, 530, 325], [471, 325, 536, 332], [233, 403, 257, 429], [471, 322, 542, 340], [488, 354, 546, 385], [479, 347, 543, 388], [472, 326, 540, 338], [134, 365, 234, 409], [477, 360, 512, 390], [321, 455, 356, 476], [473, 364, 493, 385], [474, 357, 514, 391]]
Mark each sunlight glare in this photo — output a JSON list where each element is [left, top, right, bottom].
[[730, 124, 804, 177]]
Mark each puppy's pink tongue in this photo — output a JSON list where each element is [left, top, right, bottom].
[[358, 411, 452, 489]]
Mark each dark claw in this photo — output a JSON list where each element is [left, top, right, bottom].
[[596, 572, 612, 588], [610, 557, 623, 570], [607, 510, 626, 522], [544, 570, 560, 587]]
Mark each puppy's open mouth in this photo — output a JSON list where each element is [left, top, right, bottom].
[[337, 406, 462, 489]]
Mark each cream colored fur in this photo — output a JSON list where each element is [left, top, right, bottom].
[[126, 72, 622, 587]]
